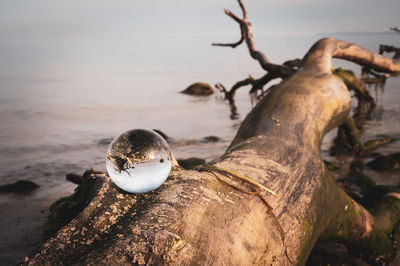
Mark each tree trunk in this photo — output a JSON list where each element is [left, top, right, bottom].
[[23, 37, 400, 265], [23, 1, 400, 262]]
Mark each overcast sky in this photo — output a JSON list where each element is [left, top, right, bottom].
[[0, 0, 398, 37], [0, 0, 399, 84]]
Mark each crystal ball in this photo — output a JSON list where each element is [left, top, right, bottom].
[[106, 129, 172, 193]]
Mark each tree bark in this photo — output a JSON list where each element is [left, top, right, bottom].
[[23, 2, 400, 265]]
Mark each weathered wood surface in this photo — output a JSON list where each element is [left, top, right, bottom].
[[23, 1, 400, 264]]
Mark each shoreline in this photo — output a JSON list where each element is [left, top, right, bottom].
[[0, 137, 230, 265], [1, 140, 399, 264], [0, 182, 75, 265]]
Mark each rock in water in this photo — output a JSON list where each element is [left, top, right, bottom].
[[180, 82, 214, 96], [66, 173, 85, 185], [366, 152, 400, 171], [106, 129, 172, 193], [0, 180, 39, 193], [202, 136, 220, 142]]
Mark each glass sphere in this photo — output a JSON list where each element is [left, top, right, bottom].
[[106, 129, 172, 193]]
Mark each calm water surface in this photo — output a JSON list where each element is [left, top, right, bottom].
[[1, 33, 399, 185]]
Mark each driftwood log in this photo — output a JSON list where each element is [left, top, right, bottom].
[[24, 1, 400, 265]]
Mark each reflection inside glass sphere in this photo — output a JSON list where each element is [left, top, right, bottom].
[[106, 129, 172, 193]]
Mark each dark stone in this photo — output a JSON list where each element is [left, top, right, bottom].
[[44, 175, 100, 240], [339, 169, 376, 203], [366, 152, 400, 171], [0, 180, 39, 193], [177, 158, 206, 170], [362, 185, 392, 209], [306, 241, 356, 265], [66, 173, 85, 185], [202, 136, 220, 143], [323, 160, 340, 171], [180, 82, 214, 96], [98, 138, 113, 145], [350, 159, 364, 171]]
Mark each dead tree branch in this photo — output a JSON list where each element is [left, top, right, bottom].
[[215, 55, 302, 103], [379, 44, 400, 59], [303, 38, 400, 74], [216, 72, 279, 104], [212, 0, 295, 78]]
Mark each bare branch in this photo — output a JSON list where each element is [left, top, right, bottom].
[[218, 77, 254, 104], [283, 58, 302, 69], [379, 44, 400, 59], [362, 67, 390, 80], [215, 82, 227, 93], [334, 41, 400, 73], [379, 44, 400, 54], [257, 84, 279, 100], [248, 72, 279, 94], [237, 0, 248, 19], [212, 25, 244, 48], [217, 72, 281, 105], [224, 8, 244, 24], [211, 9, 245, 48], [212, 39, 244, 48], [213, 0, 296, 78], [303, 38, 400, 74]]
